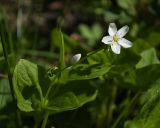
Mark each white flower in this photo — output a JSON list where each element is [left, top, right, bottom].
[[71, 53, 81, 63], [102, 23, 132, 54]]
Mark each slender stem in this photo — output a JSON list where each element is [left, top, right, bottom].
[[59, 30, 65, 70], [37, 83, 44, 102], [41, 111, 49, 128], [17, 110, 23, 127], [0, 23, 15, 100], [0, 20, 22, 128], [44, 77, 58, 101], [111, 92, 141, 128], [78, 47, 104, 64], [61, 47, 105, 73], [8, 30, 14, 54], [59, 44, 108, 74], [107, 85, 117, 127]]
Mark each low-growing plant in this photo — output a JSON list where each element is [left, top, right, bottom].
[[1, 7, 160, 128]]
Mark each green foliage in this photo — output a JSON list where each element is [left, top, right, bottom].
[[1, 0, 160, 127], [0, 79, 12, 110], [59, 30, 65, 70], [13, 59, 44, 112], [79, 23, 102, 48], [46, 80, 98, 114], [11, 32, 160, 127], [60, 63, 111, 83], [125, 79, 160, 128], [51, 28, 82, 53], [13, 59, 98, 114], [51, 28, 65, 70], [0, 40, 2, 54], [136, 48, 160, 69], [87, 49, 112, 65], [104, 11, 119, 23], [117, 0, 137, 16], [135, 48, 160, 88]]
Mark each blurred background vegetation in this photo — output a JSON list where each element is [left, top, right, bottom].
[[0, 0, 160, 128]]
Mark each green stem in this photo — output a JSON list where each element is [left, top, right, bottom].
[[44, 77, 58, 101], [107, 85, 117, 127], [61, 47, 105, 73], [78, 47, 104, 64], [17, 110, 23, 127], [59, 30, 65, 70], [41, 111, 49, 128], [0, 22, 15, 101], [0, 19, 22, 128], [8, 30, 14, 54], [111, 92, 141, 128]]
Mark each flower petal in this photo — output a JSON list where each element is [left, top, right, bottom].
[[71, 54, 81, 63], [111, 43, 121, 54], [116, 25, 129, 38], [102, 36, 113, 44], [108, 23, 117, 36], [118, 38, 132, 48]]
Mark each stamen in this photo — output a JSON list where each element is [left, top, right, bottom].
[[113, 35, 119, 42]]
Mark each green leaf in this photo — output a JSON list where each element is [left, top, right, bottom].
[[136, 48, 160, 69], [119, 11, 132, 24], [46, 80, 97, 114], [59, 30, 65, 70], [117, 0, 137, 16], [13, 59, 46, 112], [0, 79, 12, 110], [13, 59, 98, 114], [132, 39, 151, 55], [59, 63, 112, 83], [136, 65, 160, 89], [87, 50, 139, 88], [104, 11, 119, 22], [79, 24, 102, 47], [79, 24, 92, 40], [51, 28, 83, 53], [87, 49, 112, 65], [140, 79, 160, 115], [147, 32, 160, 47], [125, 79, 160, 128], [92, 24, 102, 40], [51, 28, 65, 70], [108, 65, 137, 87], [63, 34, 83, 52], [115, 50, 140, 65]]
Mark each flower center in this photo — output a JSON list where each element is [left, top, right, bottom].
[[113, 35, 119, 42]]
